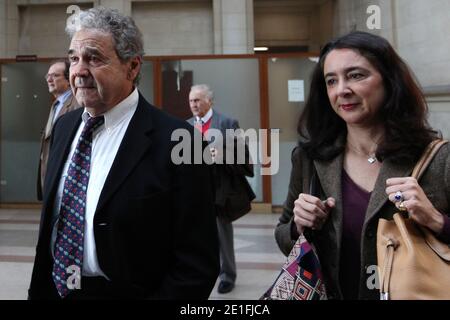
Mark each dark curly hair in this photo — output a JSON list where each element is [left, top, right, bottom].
[[298, 31, 439, 164]]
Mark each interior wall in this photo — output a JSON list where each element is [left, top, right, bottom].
[[254, 0, 333, 51], [132, 1, 214, 56], [16, 3, 93, 57]]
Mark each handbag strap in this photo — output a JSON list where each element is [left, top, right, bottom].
[[411, 139, 448, 180], [380, 139, 449, 300], [405, 139, 450, 262]]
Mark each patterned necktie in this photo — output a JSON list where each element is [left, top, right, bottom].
[[52, 115, 104, 298]]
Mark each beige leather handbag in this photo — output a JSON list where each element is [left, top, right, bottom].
[[377, 139, 450, 300]]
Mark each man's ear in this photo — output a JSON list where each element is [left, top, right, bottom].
[[128, 56, 142, 81], [130, 59, 139, 70]]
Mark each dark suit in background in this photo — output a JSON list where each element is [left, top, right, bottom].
[[188, 109, 255, 292]]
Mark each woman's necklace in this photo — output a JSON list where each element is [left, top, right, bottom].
[[347, 140, 378, 164]]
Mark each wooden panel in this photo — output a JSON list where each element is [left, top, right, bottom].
[[152, 58, 162, 108], [259, 56, 272, 204]]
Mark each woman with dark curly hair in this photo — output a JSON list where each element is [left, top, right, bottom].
[[275, 31, 450, 300]]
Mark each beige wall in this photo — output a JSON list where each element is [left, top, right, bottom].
[[332, 0, 450, 88], [133, 1, 214, 56], [213, 0, 254, 54], [393, 0, 450, 137], [17, 4, 88, 57], [254, 0, 334, 52], [2, 0, 255, 57], [0, 1, 6, 57], [317, 0, 334, 47], [333, 0, 394, 42], [394, 0, 450, 88], [3, 0, 93, 58], [3, 0, 19, 58]]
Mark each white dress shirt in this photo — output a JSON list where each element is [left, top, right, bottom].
[[51, 88, 139, 278], [196, 108, 213, 124]]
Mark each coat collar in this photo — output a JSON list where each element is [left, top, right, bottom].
[[210, 109, 221, 130], [362, 158, 413, 227], [313, 138, 344, 253], [44, 94, 77, 139], [188, 110, 222, 130]]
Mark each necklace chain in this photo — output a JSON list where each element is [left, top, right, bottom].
[[347, 140, 378, 164]]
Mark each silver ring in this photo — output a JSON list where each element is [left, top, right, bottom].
[[394, 191, 404, 202]]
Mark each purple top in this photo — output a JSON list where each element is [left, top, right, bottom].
[[340, 170, 371, 300]]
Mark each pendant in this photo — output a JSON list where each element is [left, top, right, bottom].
[[368, 157, 377, 164]]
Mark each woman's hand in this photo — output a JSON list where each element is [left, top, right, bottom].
[[293, 194, 335, 234], [386, 177, 445, 234]]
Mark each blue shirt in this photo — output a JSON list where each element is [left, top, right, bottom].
[[52, 89, 73, 124]]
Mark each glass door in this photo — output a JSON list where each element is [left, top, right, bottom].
[[1, 62, 51, 202], [268, 57, 317, 205]]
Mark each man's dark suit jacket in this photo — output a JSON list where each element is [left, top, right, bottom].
[[29, 94, 220, 299]]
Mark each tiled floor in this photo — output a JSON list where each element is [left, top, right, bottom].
[[0, 209, 285, 300]]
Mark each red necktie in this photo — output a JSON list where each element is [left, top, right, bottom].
[[195, 119, 204, 133]]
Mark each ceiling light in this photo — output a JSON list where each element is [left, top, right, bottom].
[[254, 47, 269, 52]]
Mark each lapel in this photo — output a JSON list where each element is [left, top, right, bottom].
[[44, 94, 77, 139], [362, 158, 414, 228], [210, 109, 221, 130], [95, 94, 154, 215], [44, 100, 58, 138], [44, 108, 83, 203], [314, 149, 344, 251], [56, 95, 73, 118]]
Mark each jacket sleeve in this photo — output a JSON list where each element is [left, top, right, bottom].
[[437, 144, 450, 243], [274, 146, 306, 256]]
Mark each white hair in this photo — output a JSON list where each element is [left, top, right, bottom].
[[66, 7, 144, 85], [191, 84, 214, 102]]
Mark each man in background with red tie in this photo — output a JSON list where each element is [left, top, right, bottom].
[[37, 60, 80, 200], [188, 84, 255, 294]]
